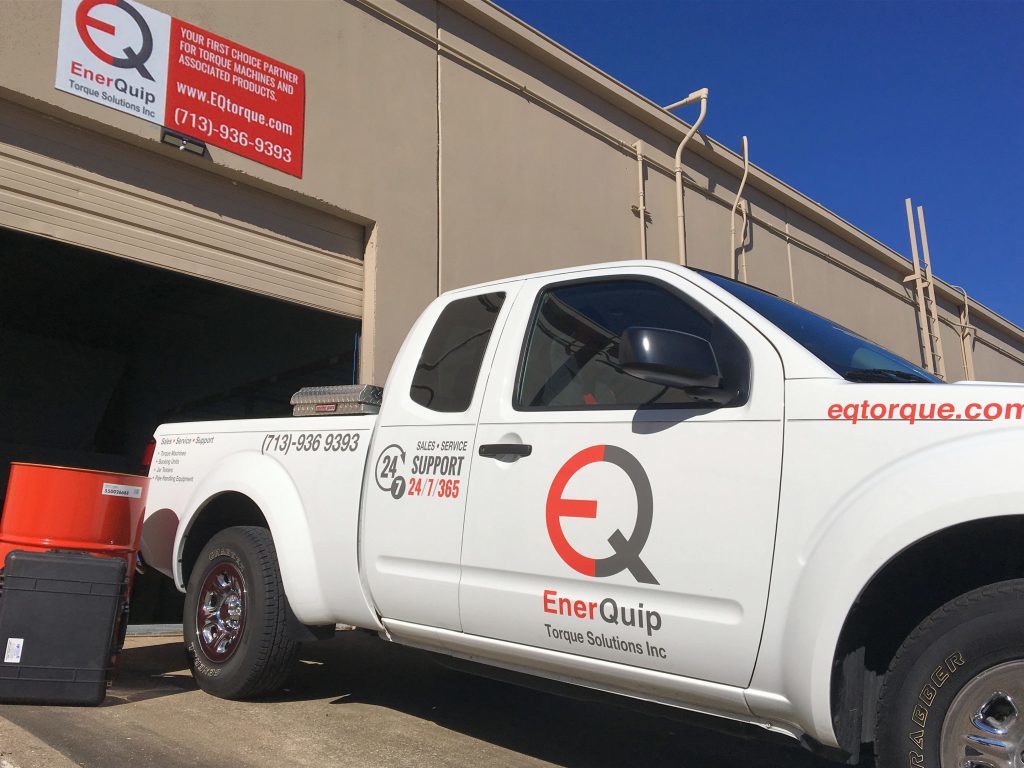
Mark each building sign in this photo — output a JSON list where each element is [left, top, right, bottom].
[[55, 0, 305, 177]]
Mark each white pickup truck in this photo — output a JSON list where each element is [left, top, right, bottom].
[[140, 261, 1024, 768]]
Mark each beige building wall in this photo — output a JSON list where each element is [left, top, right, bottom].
[[0, 0, 1021, 385]]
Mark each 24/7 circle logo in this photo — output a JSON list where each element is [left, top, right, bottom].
[[75, 0, 155, 80], [375, 444, 407, 500], [546, 445, 658, 585]]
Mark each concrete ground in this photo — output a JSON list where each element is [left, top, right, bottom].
[[0, 632, 855, 768]]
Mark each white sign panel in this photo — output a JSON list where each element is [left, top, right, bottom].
[[55, 0, 171, 124]]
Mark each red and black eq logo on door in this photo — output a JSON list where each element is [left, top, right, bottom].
[[546, 445, 658, 585]]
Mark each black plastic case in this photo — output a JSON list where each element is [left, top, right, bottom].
[[0, 550, 127, 705]]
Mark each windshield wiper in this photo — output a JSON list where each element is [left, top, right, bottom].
[[843, 368, 932, 384]]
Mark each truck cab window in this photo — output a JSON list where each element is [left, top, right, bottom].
[[410, 292, 505, 412], [516, 279, 748, 410]]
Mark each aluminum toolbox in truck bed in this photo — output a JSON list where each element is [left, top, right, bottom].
[[290, 384, 383, 416], [0, 550, 127, 705]]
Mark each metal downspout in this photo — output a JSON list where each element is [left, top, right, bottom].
[[784, 216, 796, 302], [730, 136, 750, 281], [664, 88, 709, 266], [633, 140, 648, 259]]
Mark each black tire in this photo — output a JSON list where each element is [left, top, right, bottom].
[[875, 579, 1024, 768], [183, 525, 300, 698]]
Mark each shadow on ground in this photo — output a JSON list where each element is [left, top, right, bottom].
[[101, 639, 197, 706], [2, 632, 871, 767], [166, 632, 861, 767]]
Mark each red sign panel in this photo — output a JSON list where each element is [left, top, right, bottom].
[[164, 20, 304, 177]]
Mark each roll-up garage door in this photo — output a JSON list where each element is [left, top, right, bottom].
[[0, 101, 364, 318]]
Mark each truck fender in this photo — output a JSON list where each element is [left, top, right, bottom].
[[774, 428, 1024, 746], [172, 451, 332, 624]]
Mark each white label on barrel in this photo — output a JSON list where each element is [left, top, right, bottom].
[[101, 483, 143, 499], [5, 638, 23, 663]]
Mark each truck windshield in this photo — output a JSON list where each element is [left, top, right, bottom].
[[700, 272, 942, 383]]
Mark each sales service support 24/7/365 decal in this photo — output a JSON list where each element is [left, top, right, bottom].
[[542, 445, 667, 661], [375, 440, 468, 500]]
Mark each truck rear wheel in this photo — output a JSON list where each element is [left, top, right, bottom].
[[874, 579, 1024, 768], [183, 525, 300, 698]]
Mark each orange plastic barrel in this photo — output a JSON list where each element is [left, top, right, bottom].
[[0, 463, 149, 580]]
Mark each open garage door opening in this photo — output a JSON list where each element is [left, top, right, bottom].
[[0, 228, 360, 621]]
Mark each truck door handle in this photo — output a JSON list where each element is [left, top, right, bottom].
[[479, 443, 532, 459]]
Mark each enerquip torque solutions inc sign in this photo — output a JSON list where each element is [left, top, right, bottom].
[[55, 0, 306, 177]]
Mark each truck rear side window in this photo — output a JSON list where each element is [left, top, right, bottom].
[[516, 279, 748, 410], [410, 292, 505, 412]]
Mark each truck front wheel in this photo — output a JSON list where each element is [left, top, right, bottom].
[[875, 579, 1024, 768], [183, 525, 300, 698]]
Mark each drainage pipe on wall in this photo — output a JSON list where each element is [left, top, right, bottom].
[[633, 140, 648, 259], [730, 135, 750, 280], [664, 88, 709, 266]]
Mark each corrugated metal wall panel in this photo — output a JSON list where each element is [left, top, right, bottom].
[[0, 140, 363, 319]]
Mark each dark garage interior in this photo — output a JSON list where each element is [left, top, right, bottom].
[[0, 227, 360, 621]]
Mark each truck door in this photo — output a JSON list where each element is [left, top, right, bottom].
[[459, 268, 784, 687], [362, 285, 517, 631]]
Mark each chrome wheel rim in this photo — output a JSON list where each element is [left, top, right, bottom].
[[196, 562, 247, 663], [941, 661, 1024, 768]]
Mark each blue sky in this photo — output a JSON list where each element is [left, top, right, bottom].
[[498, 0, 1024, 325]]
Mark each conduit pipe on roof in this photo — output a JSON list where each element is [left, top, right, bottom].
[[664, 88, 709, 266], [730, 135, 750, 281]]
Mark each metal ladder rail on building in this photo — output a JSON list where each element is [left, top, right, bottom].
[[903, 198, 946, 379], [952, 285, 977, 381], [916, 205, 946, 379]]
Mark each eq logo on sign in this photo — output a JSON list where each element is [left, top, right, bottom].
[[546, 445, 658, 585], [75, 0, 156, 80], [56, 0, 170, 121]]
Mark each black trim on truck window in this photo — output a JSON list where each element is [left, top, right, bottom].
[[514, 277, 750, 412], [410, 292, 505, 413]]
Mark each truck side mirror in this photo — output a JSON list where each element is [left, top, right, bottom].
[[619, 326, 723, 391]]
